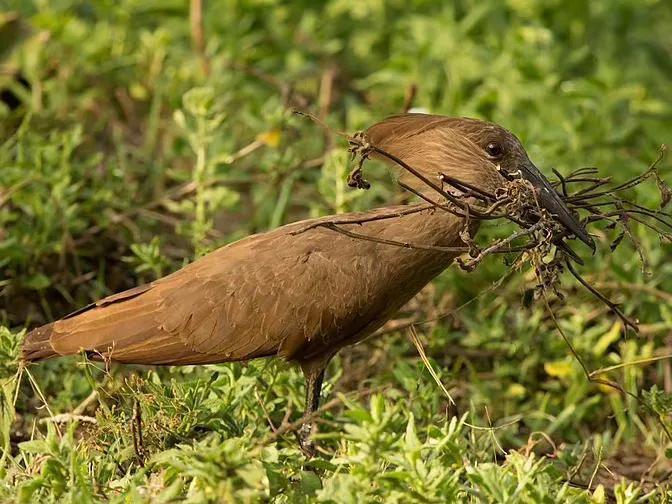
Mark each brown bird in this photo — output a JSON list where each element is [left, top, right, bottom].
[[22, 114, 591, 450]]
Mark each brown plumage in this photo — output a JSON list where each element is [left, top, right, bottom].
[[23, 204, 463, 367], [22, 113, 590, 451]]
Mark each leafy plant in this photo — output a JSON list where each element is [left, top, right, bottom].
[[2, 0, 672, 501]]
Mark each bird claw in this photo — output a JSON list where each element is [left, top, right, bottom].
[[297, 422, 317, 458]]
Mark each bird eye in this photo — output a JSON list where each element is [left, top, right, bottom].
[[485, 142, 504, 158]]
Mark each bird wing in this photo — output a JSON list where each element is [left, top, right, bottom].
[[45, 232, 289, 364], [38, 209, 386, 365]]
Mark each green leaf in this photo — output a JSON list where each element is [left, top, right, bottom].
[[299, 470, 322, 496], [23, 273, 50, 290]]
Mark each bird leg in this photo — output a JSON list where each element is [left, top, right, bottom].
[[298, 365, 326, 457], [131, 399, 145, 467]]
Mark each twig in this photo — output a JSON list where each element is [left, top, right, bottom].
[[408, 325, 455, 405], [369, 144, 500, 220], [24, 367, 62, 438], [590, 205, 672, 233], [290, 204, 435, 235], [538, 275, 625, 392], [255, 389, 278, 433], [319, 223, 470, 253], [567, 448, 589, 482], [564, 259, 639, 333], [564, 178, 612, 198], [588, 445, 603, 490], [568, 145, 666, 202], [591, 281, 672, 304], [396, 181, 469, 219], [458, 222, 544, 271], [293, 110, 349, 139], [37, 389, 100, 425], [230, 65, 310, 108], [39, 414, 97, 425], [190, 0, 209, 75], [589, 354, 672, 377], [553, 168, 569, 197], [438, 172, 497, 201]]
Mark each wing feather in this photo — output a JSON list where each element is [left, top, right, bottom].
[[27, 202, 461, 366]]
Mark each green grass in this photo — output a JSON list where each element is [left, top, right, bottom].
[[1, 0, 672, 501]]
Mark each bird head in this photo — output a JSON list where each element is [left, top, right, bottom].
[[366, 114, 594, 250]]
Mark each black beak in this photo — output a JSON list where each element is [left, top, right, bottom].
[[521, 160, 595, 252]]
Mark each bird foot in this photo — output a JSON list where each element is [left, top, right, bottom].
[[298, 422, 317, 458]]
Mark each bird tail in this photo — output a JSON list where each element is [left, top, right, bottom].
[[22, 322, 58, 362]]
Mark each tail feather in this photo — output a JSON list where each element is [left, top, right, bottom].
[[22, 322, 58, 361]]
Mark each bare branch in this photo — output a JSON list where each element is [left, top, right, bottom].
[[319, 223, 470, 254], [290, 204, 436, 235]]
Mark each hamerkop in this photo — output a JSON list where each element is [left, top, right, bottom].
[[22, 114, 592, 449]]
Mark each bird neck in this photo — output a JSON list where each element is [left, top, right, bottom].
[[383, 204, 476, 250], [352, 203, 476, 279]]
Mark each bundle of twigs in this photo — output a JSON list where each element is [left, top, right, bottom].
[[343, 130, 671, 334], [293, 110, 670, 335]]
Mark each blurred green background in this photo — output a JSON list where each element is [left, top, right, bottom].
[[1, 0, 672, 501]]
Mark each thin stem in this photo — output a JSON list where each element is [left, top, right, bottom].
[[290, 204, 435, 235], [564, 259, 639, 332], [320, 223, 470, 253], [568, 147, 666, 202], [438, 172, 497, 201], [369, 145, 497, 219], [460, 222, 545, 271]]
